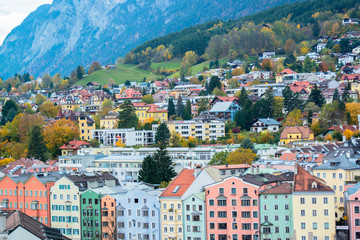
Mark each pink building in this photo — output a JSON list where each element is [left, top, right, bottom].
[[345, 182, 360, 239], [205, 176, 261, 240]]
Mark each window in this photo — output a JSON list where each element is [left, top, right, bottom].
[[243, 188, 248, 194], [231, 188, 236, 195], [209, 223, 215, 229], [232, 223, 238, 229], [323, 197, 328, 204], [312, 210, 317, 216], [333, 173, 336, 178], [355, 206, 360, 214], [232, 211, 237, 218], [263, 227, 271, 233], [253, 223, 259, 230], [231, 199, 237, 206], [313, 223, 318, 229], [241, 200, 250, 206], [242, 223, 251, 230], [253, 211, 258, 218], [209, 211, 215, 217], [274, 205, 278, 210], [300, 198, 305, 204], [209, 200, 214, 206], [355, 219, 360, 226], [339, 173, 343, 179], [324, 209, 329, 216], [301, 210, 305, 216], [252, 199, 258, 206], [275, 227, 279, 233], [301, 223, 306, 229], [285, 204, 289, 210], [217, 200, 226, 206], [241, 211, 251, 218], [219, 188, 224, 194], [312, 198, 317, 204], [324, 222, 329, 229], [218, 223, 227, 230], [218, 211, 227, 218]]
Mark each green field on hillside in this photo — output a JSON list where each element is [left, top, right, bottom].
[[150, 58, 182, 70], [74, 64, 159, 86]]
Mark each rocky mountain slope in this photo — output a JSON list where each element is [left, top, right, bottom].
[[0, 0, 303, 78]]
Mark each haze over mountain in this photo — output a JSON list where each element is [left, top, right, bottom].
[[0, 0, 304, 79]]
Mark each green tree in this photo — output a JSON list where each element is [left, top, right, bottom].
[[176, 96, 185, 118], [142, 94, 155, 104], [155, 123, 170, 146], [209, 76, 222, 93], [197, 98, 208, 115], [241, 138, 255, 152], [118, 100, 139, 129], [180, 51, 197, 77], [168, 98, 176, 117], [308, 109, 313, 125], [76, 65, 85, 80], [183, 100, 192, 120], [138, 155, 160, 184], [208, 151, 229, 165], [27, 126, 48, 161], [1, 99, 20, 125], [308, 84, 325, 108], [236, 87, 248, 107], [153, 145, 176, 182], [303, 56, 316, 73], [282, 86, 304, 113], [235, 99, 253, 130], [212, 87, 227, 96], [333, 88, 340, 102], [35, 93, 47, 105], [332, 130, 343, 141], [312, 21, 320, 38]]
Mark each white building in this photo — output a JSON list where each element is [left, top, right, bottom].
[[91, 128, 155, 146]]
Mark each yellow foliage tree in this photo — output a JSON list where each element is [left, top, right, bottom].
[[0, 158, 15, 167], [346, 102, 360, 124], [283, 109, 303, 126], [44, 119, 79, 158], [115, 138, 125, 148], [226, 148, 257, 165], [324, 134, 332, 141], [232, 68, 245, 76], [344, 129, 353, 140]]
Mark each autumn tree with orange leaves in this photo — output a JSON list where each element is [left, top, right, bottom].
[[44, 119, 79, 158]]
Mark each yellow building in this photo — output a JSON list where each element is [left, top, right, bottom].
[[313, 155, 360, 220], [50, 177, 82, 240], [77, 113, 95, 141], [100, 114, 118, 129], [293, 165, 336, 240], [279, 126, 314, 145], [132, 103, 168, 122], [159, 169, 195, 240], [159, 119, 225, 141]]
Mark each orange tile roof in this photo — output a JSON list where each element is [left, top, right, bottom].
[[279, 153, 297, 161], [280, 126, 313, 140], [160, 169, 195, 198], [277, 69, 297, 76], [294, 164, 333, 192]]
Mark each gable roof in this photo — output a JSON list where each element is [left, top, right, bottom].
[[209, 102, 238, 112], [313, 155, 360, 171], [294, 164, 333, 192], [256, 118, 281, 125], [277, 69, 297, 76], [280, 126, 313, 139], [160, 169, 196, 198], [59, 141, 91, 150], [261, 182, 293, 194], [6, 210, 70, 240]]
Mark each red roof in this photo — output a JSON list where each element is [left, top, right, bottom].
[[294, 164, 333, 192], [59, 141, 91, 150], [341, 74, 360, 81], [216, 96, 238, 102], [132, 103, 168, 113], [160, 169, 196, 198], [277, 69, 297, 76], [328, 125, 358, 133]]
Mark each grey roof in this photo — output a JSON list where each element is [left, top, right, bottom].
[[347, 182, 360, 196], [256, 118, 281, 125], [313, 155, 360, 170], [8, 172, 63, 184], [209, 102, 234, 112]]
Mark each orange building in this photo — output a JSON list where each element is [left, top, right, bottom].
[[0, 173, 61, 227], [101, 195, 117, 239]]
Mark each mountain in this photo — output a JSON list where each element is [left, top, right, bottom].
[[131, 0, 360, 58], [0, 0, 305, 79]]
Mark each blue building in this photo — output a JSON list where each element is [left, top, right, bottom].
[[115, 186, 162, 240], [206, 101, 241, 121]]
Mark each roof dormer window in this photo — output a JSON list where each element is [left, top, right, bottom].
[[312, 181, 317, 189]]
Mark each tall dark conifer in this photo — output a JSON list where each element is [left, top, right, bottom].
[[28, 126, 47, 161]]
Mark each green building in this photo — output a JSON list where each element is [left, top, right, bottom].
[[259, 182, 293, 240], [183, 192, 206, 240], [80, 189, 102, 240]]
